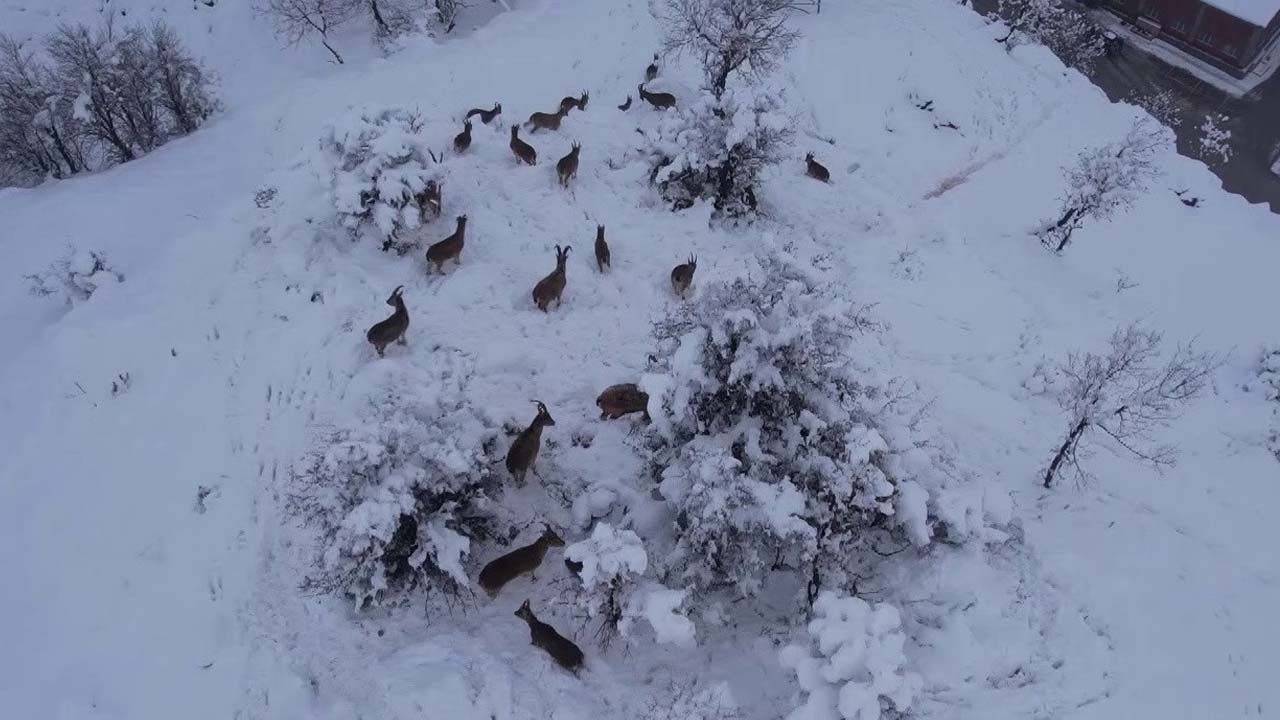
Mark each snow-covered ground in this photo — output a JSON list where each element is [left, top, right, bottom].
[[2, 1, 1279, 719]]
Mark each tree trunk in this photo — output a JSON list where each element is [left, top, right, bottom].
[[1044, 417, 1089, 488], [711, 57, 733, 98], [321, 36, 345, 64], [370, 0, 391, 36]]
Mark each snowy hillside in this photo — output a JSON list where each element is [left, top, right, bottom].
[[2, 1, 1278, 719]]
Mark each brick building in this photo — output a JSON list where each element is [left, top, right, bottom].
[[1099, 0, 1280, 76]]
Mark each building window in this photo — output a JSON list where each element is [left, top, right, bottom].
[[1222, 43, 1238, 57], [1140, 0, 1162, 20], [1197, 28, 1215, 45], [1170, 18, 1187, 33]]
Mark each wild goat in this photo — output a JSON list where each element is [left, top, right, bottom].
[[593, 225, 610, 272], [638, 83, 675, 110], [365, 285, 408, 357], [453, 120, 472, 153], [426, 215, 467, 273], [526, 106, 570, 133], [532, 245, 571, 311], [559, 91, 589, 113], [515, 599, 584, 674], [556, 143, 581, 188], [466, 102, 502, 124], [617, 95, 632, 111], [805, 153, 830, 183], [671, 254, 697, 297], [477, 525, 565, 596], [416, 180, 442, 221], [645, 53, 660, 82], [505, 400, 556, 484], [596, 383, 648, 420], [510, 126, 537, 166]]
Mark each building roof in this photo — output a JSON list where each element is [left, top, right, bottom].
[[1203, 0, 1280, 27]]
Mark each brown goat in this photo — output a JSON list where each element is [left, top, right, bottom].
[[638, 83, 676, 110], [526, 106, 570, 133], [532, 245, 571, 311], [365, 285, 408, 357], [805, 152, 830, 183], [465, 102, 502, 124], [425, 215, 467, 273], [416, 180, 442, 221], [477, 525, 565, 596], [559, 91, 589, 113], [510, 125, 537, 166], [505, 401, 556, 484], [515, 599, 584, 674], [453, 120, 472, 154], [596, 383, 649, 420], [671, 254, 697, 297], [556, 143, 581, 188], [645, 53, 660, 82], [593, 225, 610, 272]]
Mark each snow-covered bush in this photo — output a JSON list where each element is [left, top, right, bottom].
[[1036, 119, 1168, 253], [322, 107, 440, 253], [1255, 346, 1280, 461], [25, 247, 123, 304], [779, 591, 921, 720], [643, 255, 990, 604], [643, 681, 741, 720], [621, 583, 697, 647], [1196, 112, 1233, 164], [565, 522, 648, 647], [1259, 347, 1280, 403], [644, 86, 793, 219], [292, 357, 501, 608]]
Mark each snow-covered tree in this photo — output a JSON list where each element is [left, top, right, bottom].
[[292, 357, 501, 608], [779, 591, 921, 720], [1042, 323, 1218, 488], [1, 20, 217, 184], [644, 86, 793, 219], [660, 0, 803, 98], [1128, 88, 1183, 129], [995, 0, 1106, 74], [322, 107, 441, 252], [24, 246, 124, 304], [0, 34, 87, 183], [1036, 119, 1167, 253], [643, 255, 993, 605], [1196, 112, 1233, 164]]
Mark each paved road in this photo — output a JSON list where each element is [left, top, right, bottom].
[[971, 0, 1280, 213]]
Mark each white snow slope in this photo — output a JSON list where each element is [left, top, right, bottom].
[[1, 1, 1278, 719]]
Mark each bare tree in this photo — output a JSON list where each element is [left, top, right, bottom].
[[148, 22, 219, 135], [0, 34, 87, 182], [46, 23, 137, 162], [659, 0, 803, 97], [1036, 119, 1165, 253], [1043, 323, 1218, 488], [260, 0, 359, 64]]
